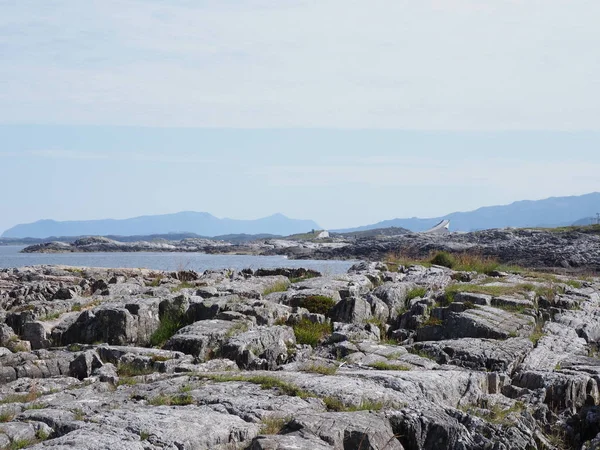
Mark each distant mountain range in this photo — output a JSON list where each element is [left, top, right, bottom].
[[334, 192, 600, 233], [3, 193, 599, 239], [1, 212, 320, 239]]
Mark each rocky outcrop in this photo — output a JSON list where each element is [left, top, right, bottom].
[[20, 226, 600, 271], [1, 263, 600, 449]]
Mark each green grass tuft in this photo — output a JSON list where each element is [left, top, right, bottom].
[[368, 361, 411, 371], [205, 374, 312, 399], [406, 287, 427, 301], [292, 319, 332, 347], [150, 309, 188, 348], [323, 397, 387, 412], [299, 295, 336, 315], [263, 280, 291, 295], [300, 363, 338, 375], [260, 416, 289, 435]]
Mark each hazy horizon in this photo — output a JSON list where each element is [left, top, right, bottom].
[[2, 1, 600, 233]]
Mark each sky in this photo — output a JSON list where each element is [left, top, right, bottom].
[[1, 1, 599, 233]]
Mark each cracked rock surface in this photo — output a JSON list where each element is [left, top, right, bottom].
[[1, 262, 600, 449]]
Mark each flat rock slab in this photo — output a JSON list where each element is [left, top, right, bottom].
[[164, 319, 244, 359], [417, 306, 535, 341], [409, 337, 533, 373]]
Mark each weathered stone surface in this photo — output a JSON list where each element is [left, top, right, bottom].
[[409, 338, 533, 373], [1, 263, 600, 449], [164, 319, 245, 359], [221, 325, 296, 369], [69, 350, 103, 380], [285, 412, 404, 450], [330, 296, 372, 324], [416, 305, 535, 341]]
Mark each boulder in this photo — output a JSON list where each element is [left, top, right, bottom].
[[221, 326, 296, 369]]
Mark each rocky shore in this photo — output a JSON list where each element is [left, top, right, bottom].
[[1, 261, 600, 449], [22, 227, 600, 271]]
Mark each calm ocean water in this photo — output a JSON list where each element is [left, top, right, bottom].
[[0, 246, 355, 274]]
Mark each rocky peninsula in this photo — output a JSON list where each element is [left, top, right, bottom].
[[1, 254, 600, 449], [22, 226, 600, 271]]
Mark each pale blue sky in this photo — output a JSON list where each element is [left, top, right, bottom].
[[1, 1, 599, 233]]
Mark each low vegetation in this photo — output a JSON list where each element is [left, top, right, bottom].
[[529, 321, 545, 345], [462, 401, 526, 426], [260, 416, 289, 435], [444, 283, 537, 302], [323, 397, 387, 412], [299, 295, 336, 315], [292, 319, 333, 347], [300, 362, 338, 375], [263, 280, 290, 296], [150, 309, 188, 348], [368, 361, 411, 371], [117, 362, 155, 378], [204, 374, 312, 399], [385, 250, 521, 275], [406, 287, 427, 301], [170, 281, 196, 293]]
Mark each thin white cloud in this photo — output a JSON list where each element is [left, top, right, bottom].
[[20, 150, 221, 164], [0, 0, 599, 129], [29, 150, 109, 160]]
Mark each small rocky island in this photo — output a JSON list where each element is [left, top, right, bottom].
[[2, 243, 600, 448]]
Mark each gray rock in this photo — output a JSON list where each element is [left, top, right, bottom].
[[330, 323, 381, 343], [330, 297, 372, 324], [285, 412, 404, 450], [164, 319, 245, 359], [69, 350, 103, 380], [221, 325, 296, 369], [408, 338, 533, 373]]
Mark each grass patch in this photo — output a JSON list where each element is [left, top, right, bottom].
[[406, 287, 427, 301], [323, 397, 386, 412], [565, 279, 583, 289], [289, 272, 320, 283], [35, 429, 50, 441], [169, 393, 194, 406], [224, 321, 250, 339], [6, 439, 34, 450], [260, 416, 289, 435], [292, 319, 332, 347], [299, 295, 336, 315], [407, 348, 436, 360], [0, 389, 40, 405], [41, 312, 61, 321], [420, 316, 442, 327], [385, 251, 518, 275], [117, 363, 154, 377], [368, 361, 411, 371], [461, 401, 526, 426], [73, 408, 85, 421], [147, 394, 170, 406], [140, 430, 151, 441], [529, 321, 545, 345], [67, 343, 83, 352], [444, 283, 537, 302], [263, 280, 290, 296], [205, 374, 312, 399], [0, 411, 15, 422], [300, 363, 338, 375], [430, 251, 456, 268], [71, 303, 82, 312], [170, 281, 195, 292], [24, 403, 47, 411], [384, 252, 432, 270], [150, 309, 188, 348]]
